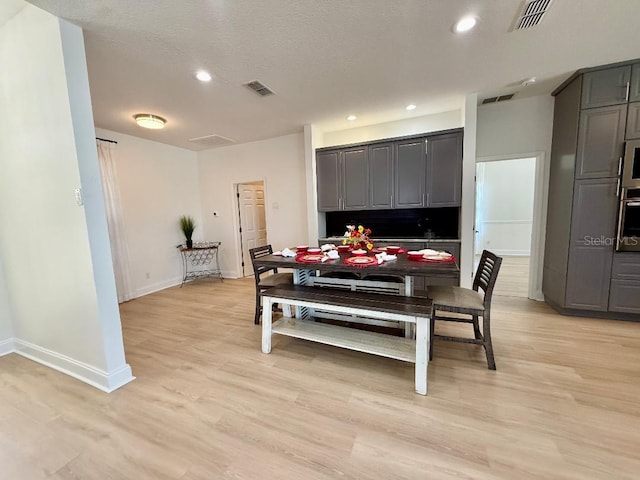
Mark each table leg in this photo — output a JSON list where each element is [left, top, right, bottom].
[[415, 317, 429, 395], [262, 297, 273, 354], [404, 276, 414, 338]]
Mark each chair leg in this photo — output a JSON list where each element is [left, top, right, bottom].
[[254, 290, 262, 325], [482, 312, 496, 370], [472, 314, 481, 340]]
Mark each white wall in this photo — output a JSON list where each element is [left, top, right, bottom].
[[321, 110, 463, 147], [476, 158, 536, 255], [477, 95, 554, 159], [95, 128, 202, 297], [476, 94, 554, 299], [0, 5, 132, 391], [198, 133, 308, 278]]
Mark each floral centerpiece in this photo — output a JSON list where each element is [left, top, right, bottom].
[[342, 225, 374, 250]]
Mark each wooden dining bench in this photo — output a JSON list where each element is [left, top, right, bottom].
[[260, 284, 432, 395]]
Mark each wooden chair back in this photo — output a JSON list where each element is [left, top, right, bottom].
[[249, 244, 277, 285], [472, 250, 502, 309]]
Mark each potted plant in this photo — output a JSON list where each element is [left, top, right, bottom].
[[179, 215, 196, 248]]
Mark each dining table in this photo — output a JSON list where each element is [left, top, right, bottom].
[[253, 248, 460, 335]]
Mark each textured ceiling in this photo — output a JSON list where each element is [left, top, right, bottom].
[[25, 0, 640, 150]]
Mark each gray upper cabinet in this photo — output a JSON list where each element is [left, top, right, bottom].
[[629, 63, 640, 102], [341, 147, 368, 210], [426, 132, 463, 207], [316, 150, 341, 211], [565, 178, 618, 311], [575, 104, 626, 179], [581, 66, 631, 109], [369, 143, 393, 209], [394, 140, 426, 208], [626, 102, 640, 139]]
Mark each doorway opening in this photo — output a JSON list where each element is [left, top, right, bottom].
[[236, 181, 268, 277], [475, 157, 536, 298]]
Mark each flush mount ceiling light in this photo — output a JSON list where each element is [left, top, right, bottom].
[[406, 104, 417, 111], [196, 70, 212, 82], [454, 16, 477, 33], [347, 115, 357, 121], [134, 114, 166, 129], [521, 77, 537, 87]]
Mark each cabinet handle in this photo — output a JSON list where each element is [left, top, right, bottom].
[[422, 193, 426, 205], [627, 202, 640, 207], [616, 178, 621, 197], [425, 139, 429, 155], [618, 156, 623, 176], [625, 81, 631, 101], [390, 194, 393, 206]]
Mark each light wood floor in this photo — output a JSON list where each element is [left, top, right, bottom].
[[1, 278, 640, 479], [476, 255, 530, 298]]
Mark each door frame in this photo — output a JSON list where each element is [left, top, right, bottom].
[[475, 151, 549, 300], [232, 179, 269, 278]]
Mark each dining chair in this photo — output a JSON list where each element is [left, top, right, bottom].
[[249, 245, 293, 325], [427, 250, 502, 369]]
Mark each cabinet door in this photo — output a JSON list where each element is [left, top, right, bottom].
[[581, 66, 631, 109], [609, 279, 640, 313], [394, 139, 426, 208], [626, 102, 640, 140], [629, 63, 640, 102], [369, 143, 393, 209], [426, 132, 463, 207], [575, 105, 626, 179], [342, 147, 368, 210], [565, 178, 618, 310], [316, 150, 341, 211]]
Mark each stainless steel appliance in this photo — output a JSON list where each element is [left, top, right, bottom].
[[617, 188, 640, 251], [622, 139, 640, 188]]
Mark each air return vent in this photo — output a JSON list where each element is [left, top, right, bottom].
[[244, 80, 275, 97], [481, 94, 515, 105], [188, 134, 235, 148], [512, 0, 553, 30]]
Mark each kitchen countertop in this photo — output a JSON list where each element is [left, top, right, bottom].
[[319, 237, 461, 244]]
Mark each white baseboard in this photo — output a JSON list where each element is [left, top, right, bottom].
[[10, 338, 134, 393], [222, 270, 240, 279], [134, 276, 182, 298], [0, 338, 14, 356]]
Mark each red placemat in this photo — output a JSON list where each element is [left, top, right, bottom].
[[343, 256, 378, 268], [409, 255, 457, 263], [296, 254, 326, 263], [372, 247, 407, 254]]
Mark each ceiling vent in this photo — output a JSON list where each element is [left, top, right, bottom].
[[244, 80, 275, 97], [511, 0, 553, 31], [188, 134, 235, 148], [481, 94, 515, 105]]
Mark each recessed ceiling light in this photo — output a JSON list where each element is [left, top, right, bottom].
[[454, 16, 477, 33], [134, 114, 166, 129], [406, 104, 417, 111], [347, 115, 357, 121], [196, 71, 212, 82]]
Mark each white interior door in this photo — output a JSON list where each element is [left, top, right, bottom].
[[238, 182, 267, 276]]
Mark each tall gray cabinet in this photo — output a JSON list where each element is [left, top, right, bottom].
[[544, 59, 640, 317]]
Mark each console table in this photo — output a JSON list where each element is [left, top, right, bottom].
[[177, 242, 222, 286]]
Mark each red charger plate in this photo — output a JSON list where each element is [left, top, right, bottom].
[[409, 255, 456, 263], [372, 247, 407, 254], [343, 256, 378, 267], [296, 254, 326, 263]]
